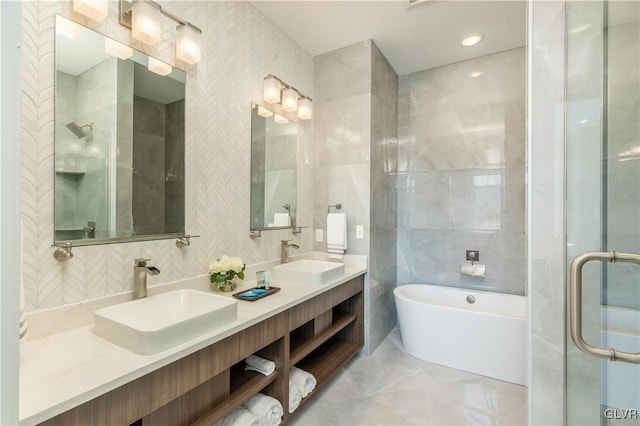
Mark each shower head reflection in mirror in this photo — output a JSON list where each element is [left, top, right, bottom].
[[249, 103, 298, 231], [65, 121, 94, 142], [54, 15, 186, 245]]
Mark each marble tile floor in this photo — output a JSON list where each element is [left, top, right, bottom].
[[289, 327, 527, 426]]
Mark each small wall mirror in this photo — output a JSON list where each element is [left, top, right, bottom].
[[250, 103, 298, 231], [54, 15, 186, 245]]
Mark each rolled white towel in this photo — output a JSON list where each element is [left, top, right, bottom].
[[245, 355, 276, 376], [288, 385, 302, 414], [216, 407, 259, 426], [242, 393, 283, 426], [290, 367, 316, 398]]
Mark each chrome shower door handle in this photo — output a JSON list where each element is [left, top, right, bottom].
[[569, 251, 640, 364]]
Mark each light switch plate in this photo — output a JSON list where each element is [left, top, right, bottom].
[[356, 225, 364, 239], [315, 229, 323, 242]]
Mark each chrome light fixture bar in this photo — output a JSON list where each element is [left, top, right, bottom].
[[262, 74, 313, 120], [119, 0, 202, 64]]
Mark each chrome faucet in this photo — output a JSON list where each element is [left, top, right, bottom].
[[280, 239, 300, 264], [133, 258, 160, 299]]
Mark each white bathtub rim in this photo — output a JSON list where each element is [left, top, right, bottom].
[[393, 284, 527, 320], [394, 283, 527, 385]]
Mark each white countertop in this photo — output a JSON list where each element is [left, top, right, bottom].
[[19, 261, 367, 425]]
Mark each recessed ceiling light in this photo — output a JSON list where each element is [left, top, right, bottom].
[[460, 33, 483, 47], [469, 71, 483, 78]]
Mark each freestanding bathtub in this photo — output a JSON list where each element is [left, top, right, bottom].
[[394, 284, 526, 385]]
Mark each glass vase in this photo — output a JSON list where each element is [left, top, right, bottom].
[[215, 278, 237, 292]]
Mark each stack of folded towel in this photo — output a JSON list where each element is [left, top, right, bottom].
[[245, 355, 275, 376], [216, 407, 259, 426], [288, 366, 317, 413], [243, 393, 283, 426]]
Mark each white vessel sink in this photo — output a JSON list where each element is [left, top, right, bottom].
[[272, 259, 345, 285], [94, 289, 237, 355]]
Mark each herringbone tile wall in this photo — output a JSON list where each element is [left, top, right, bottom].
[[21, 1, 314, 311]]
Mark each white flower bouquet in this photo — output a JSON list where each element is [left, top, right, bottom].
[[209, 255, 245, 291]]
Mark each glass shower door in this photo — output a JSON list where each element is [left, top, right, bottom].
[[566, 0, 640, 424]]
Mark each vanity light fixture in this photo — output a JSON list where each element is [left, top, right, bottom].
[[73, 0, 108, 21], [281, 87, 298, 112], [257, 106, 274, 118], [262, 74, 313, 120], [274, 114, 289, 124], [148, 56, 172, 76], [131, 0, 162, 45], [119, 0, 203, 63], [263, 76, 282, 104], [297, 97, 313, 120], [56, 18, 83, 39], [175, 23, 202, 64], [105, 38, 133, 59], [460, 33, 483, 47]]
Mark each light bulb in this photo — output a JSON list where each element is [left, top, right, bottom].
[[460, 33, 483, 47], [297, 97, 312, 120], [274, 114, 289, 124], [257, 106, 273, 118], [132, 0, 162, 45], [176, 23, 202, 64], [263, 76, 282, 104], [104, 38, 133, 59], [56, 18, 83, 39], [73, 0, 108, 21], [148, 57, 172, 76], [281, 87, 298, 112]]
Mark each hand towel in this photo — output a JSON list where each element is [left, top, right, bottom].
[[273, 213, 290, 227], [243, 393, 283, 426], [288, 384, 302, 413], [216, 407, 259, 426], [245, 355, 276, 376], [326, 213, 347, 249], [289, 367, 317, 398]]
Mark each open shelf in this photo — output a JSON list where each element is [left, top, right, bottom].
[[290, 311, 357, 365], [291, 337, 360, 412], [41, 274, 364, 426], [55, 170, 85, 178], [190, 370, 278, 426]]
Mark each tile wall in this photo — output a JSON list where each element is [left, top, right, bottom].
[[397, 48, 526, 295], [369, 42, 398, 352], [313, 40, 398, 353], [528, 1, 566, 424], [21, 1, 314, 311]]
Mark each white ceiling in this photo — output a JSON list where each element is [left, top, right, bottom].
[[250, 0, 527, 76]]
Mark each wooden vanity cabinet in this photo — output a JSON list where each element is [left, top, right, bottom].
[[38, 275, 364, 426]]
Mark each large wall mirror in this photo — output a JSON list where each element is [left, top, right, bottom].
[[250, 103, 298, 231], [54, 15, 186, 245]]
